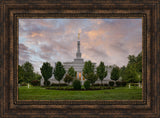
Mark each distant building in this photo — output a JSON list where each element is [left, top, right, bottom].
[[40, 33, 115, 86]]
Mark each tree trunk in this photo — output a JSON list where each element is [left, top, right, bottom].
[[101, 81, 103, 86], [45, 80, 47, 86]]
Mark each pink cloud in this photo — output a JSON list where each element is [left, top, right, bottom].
[[19, 19, 142, 73]]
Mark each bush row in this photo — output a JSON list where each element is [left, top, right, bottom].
[[116, 81, 127, 87], [51, 83, 68, 86], [92, 83, 109, 86]]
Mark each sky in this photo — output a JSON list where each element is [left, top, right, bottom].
[[19, 18, 142, 73]]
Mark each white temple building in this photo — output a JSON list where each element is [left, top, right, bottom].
[[40, 33, 115, 86]]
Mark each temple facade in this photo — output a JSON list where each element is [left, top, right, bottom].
[[40, 33, 115, 86]]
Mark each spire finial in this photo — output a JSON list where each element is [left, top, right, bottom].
[[78, 32, 80, 40]]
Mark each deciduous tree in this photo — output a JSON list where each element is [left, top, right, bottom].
[[111, 66, 120, 81], [83, 61, 94, 79], [97, 61, 107, 86], [53, 61, 66, 86], [68, 66, 76, 78], [40, 62, 53, 86]]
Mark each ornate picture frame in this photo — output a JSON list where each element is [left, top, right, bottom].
[[0, 0, 159, 117]]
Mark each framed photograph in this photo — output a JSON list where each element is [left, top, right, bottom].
[[0, 0, 159, 117]]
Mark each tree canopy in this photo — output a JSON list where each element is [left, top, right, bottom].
[[40, 62, 53, 86], [18, 65, 25, 83], [122, 65, 139, 83], [83, 61, 94, 79], [21, 61, 34, 83], [18, 62, 42, 84], [53, 61, 66, 85], [121, 52, 142, 83], [111, 66, 120, 81], [96, 61, 107, 85], [64, 74, 73, 85], [68, 66, 76, 78], [86, 73, 98, 85]]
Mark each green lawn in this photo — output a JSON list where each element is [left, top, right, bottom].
[[18, 86, 142, 100]]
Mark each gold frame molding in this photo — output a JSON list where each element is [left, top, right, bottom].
[[0, 0, 159, 117]]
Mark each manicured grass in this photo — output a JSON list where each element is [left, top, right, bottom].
[[18, 86, 142, 100]]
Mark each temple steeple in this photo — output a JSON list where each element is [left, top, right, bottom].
[[76, 33, 81, 59]]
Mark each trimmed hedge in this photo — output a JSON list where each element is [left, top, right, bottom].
[[72, 79, 81, 90], [84, 80, 90, 90], [51, 83, 68, 86], [109, 81, 114, 86]]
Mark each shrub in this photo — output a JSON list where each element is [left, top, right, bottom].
[[84, 80, 90, 90], [130, 83, 139, 86], [116, 81, 127, 87], [116, 81, 121, 87], [121, 81, 127, 86], [72, 79, 81, 90], [21, 82, 27, 86], [44, 81, 50, 86], [31, 80, 40, 86], [93, 83, 101, 86], [109, 81, 114, 86], [103, 84, 109, 86], [64, 74, 73, 85]]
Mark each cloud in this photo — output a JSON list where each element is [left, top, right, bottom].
[[19, 19, 142, 73]]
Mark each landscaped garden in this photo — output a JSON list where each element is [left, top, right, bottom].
[[18, 52, 142, 100]]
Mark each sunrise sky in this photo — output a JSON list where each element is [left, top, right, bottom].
[[19, 19, 142, 73]]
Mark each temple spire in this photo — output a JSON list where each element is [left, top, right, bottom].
[[76, 33, 81, 59]]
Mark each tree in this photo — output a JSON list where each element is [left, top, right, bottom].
[[53, 61, 66, 86], [33, 72, 42, 81], [96, 61, 107, 85], [40, 62, 53, 86], [119, 66, 126, 77], [128, 55, 136, 65], [68, 66, 76, 78], [22, 61, 34, 83], [18, 65, 25, 83], [122, 65, 139, 83], [122, 52, 142, 83], [111, 66, 120, 81], [83, 61, 94, 79], [64, 74, 73, 85], [86, 73, 98, 85]]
